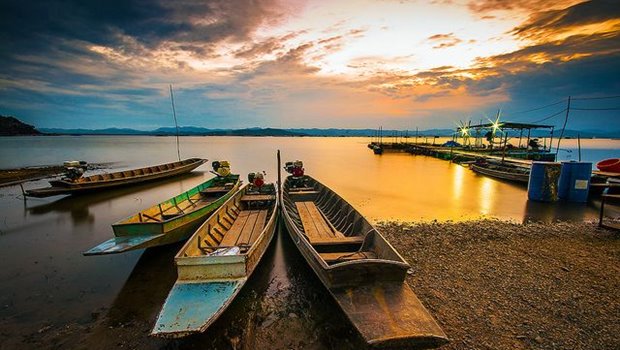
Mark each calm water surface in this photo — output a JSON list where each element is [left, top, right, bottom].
[[0, 136, 617, 348]]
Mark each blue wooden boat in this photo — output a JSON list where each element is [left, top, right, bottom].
[[151, 181, 278, 337]]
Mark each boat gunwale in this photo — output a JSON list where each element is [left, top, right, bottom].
[[174, 183, 279, 262], [112, 175, 241, 228], [281, 175, 410, 272], [281, 206, 409, 271], [52, 158, 206, 186], [470, 163, 529, 183]]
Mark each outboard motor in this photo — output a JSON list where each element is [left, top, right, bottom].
[[284, 160, 307, 188], [248, 171, 265, 188], [212, 160, 231, 177], [62, 160, 87, 181], [284, 160, 304, 177]]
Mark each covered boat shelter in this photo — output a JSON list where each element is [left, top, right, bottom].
[[457, 121, 555, 152]]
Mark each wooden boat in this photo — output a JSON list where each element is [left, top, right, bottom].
[[151, 182, 278, 337], [25, 158, 207, 197], [470, 161, 530, 184], [281, 174, 447, 348], [596, 158, 620, 173], [84, 174, 240, 255]]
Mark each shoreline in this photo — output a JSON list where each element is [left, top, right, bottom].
[[3, 218, 617, 350]]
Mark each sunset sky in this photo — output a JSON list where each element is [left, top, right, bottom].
[[1, 0, 619, 130]]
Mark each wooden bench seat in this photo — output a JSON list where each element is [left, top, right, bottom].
[[241, 194, 276, 202], [320, 251, 377, 263], [200, 187, 229, 195], [295, 201, 345, 242], [289, 191, 320, 201], [219, 209, 268, 247], [310, 236, 365, 246]]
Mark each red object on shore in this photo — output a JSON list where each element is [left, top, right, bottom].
[[596, 158, 620, 173]]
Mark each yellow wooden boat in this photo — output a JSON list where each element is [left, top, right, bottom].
[[151, 180, 278, 337]]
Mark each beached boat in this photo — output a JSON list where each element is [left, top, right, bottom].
[[280, 161, 447, 348], [84, 164, 240, 255], [470, 160, 530, 184], [26, 158, 207, 197], [151, 178, 278, 337]]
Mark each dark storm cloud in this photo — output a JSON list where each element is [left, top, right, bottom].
[[512, 0, 620, 39], [467, 0, 571, 13], [0, 0, 281, 55]]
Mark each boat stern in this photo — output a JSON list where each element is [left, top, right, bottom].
[[151, 280, 244, 338]]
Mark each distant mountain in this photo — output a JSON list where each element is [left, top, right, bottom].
[[39, 126, 306, 137], [28, 125, 620, 138], [0, 116, 42, 136], [150, 126, 304, 136], [40, 127, 152, 135]]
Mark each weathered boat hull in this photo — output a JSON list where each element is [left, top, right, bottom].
[[152, 184, 279, 337], [282, 176, 447, 348], [26, 158, 207, 197], [470, 163, 529, 184], [84, 175, 240, 255]]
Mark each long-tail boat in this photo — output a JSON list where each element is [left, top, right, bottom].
[[151, 174, 278, 337], [280, 160, 447, 348], [84, 161, 240, 256], [26, 158, 207, 197], [470, 159, 530, 184]]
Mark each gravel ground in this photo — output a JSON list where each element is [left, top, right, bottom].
[[379, 219, 620, 350]]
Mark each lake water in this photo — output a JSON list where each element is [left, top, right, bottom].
[[0, 136, 618, 348]]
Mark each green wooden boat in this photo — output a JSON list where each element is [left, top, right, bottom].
[[282, 172, 447, 348], [151, 182, 278, 337], [84, 174, 240, 256]]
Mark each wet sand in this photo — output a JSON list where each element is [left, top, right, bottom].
[[381, 219, 620, 350]]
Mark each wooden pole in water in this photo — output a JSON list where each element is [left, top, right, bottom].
[[169, 84, 181, 161], [501, 132, 508, 163], [556, 96, 571, 157], [277, 150, 282, 201], [578, 133, 582, 161]]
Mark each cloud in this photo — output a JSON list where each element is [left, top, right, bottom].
[[467, 0, 583, 14], [511, 0, 620, 40], [427, 32, 464, 49]]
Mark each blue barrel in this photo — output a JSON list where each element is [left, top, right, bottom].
[[528, 162, 562, 202], [558, 161, 592, 202]]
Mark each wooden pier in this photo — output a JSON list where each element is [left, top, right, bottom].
[[367, 142, 555, 165]]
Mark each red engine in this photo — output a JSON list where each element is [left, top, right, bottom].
[[248, 172, 265, 188], [284, 160, 304, 177]]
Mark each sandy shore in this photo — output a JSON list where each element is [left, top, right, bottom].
[[0, 166, 64, 187], [5, 219, 619, 350], [381, 219, 620, 350]]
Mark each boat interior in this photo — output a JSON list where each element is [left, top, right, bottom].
[[121, 175, 239, 224], [69, 158, 202, 184], [283, 177, 404, 266], [181, 183, 277, 257]]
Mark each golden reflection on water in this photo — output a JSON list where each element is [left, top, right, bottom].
[[0, 136, 608, 223], [479, 178, 495, 216]]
